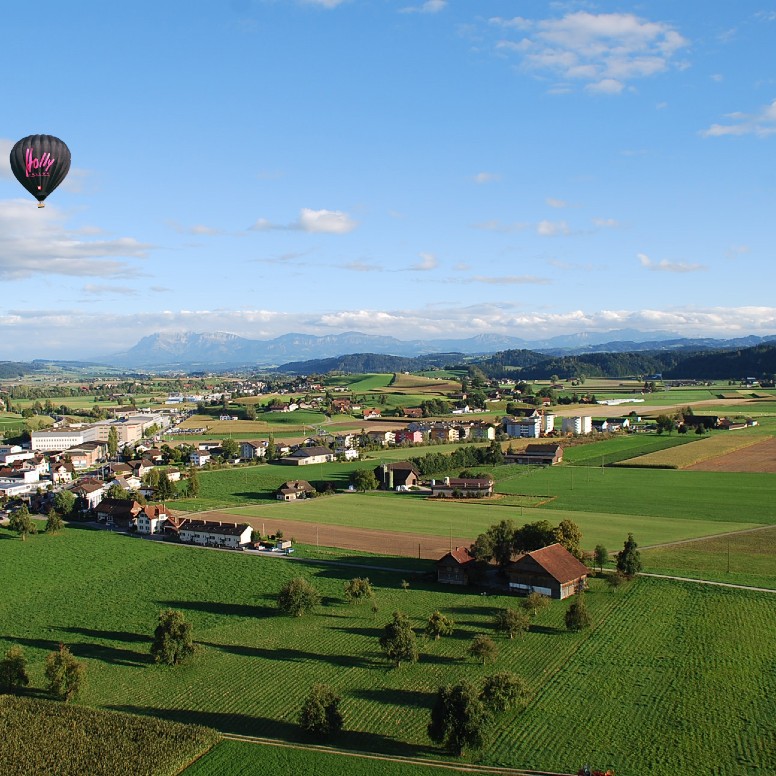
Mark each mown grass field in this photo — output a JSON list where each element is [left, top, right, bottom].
[[224, 492, 763, 551], [0, 527, 772, 776], [641, 526, 776, 589], [562, 434, 696, 466]]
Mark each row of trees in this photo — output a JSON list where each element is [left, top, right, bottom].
[[1, 644, 85, 701], [471, 518, 584, 566]]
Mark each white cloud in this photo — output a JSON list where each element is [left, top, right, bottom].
[[342, 260, 383, 272], [493, 11, 689, 94], [0, 139, 15, 179], [637, 252, 706, 273], [473, 219, 529, 233], [546, 197, 568, 208], [0, 199, 151, 279], [473, 171, 501, 184], [251, 208, 357, 234], [82, 284, 139, 297], [400, 0, 446, 14], [168, 221, 221, 236], [592, 217, 619, 228], [537, 219, 570, 236], [471, 275, 551, 285], [700, 99, 776, 138], [301, 0, 347, 8], [410, 252, 438, 271]]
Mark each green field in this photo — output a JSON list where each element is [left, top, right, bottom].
[[561, 434, 696, 466], [224, 492, 764, 551], [1, 526, 773, 776]]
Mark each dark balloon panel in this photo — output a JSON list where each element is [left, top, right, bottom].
[[9, 134, 71, 205]]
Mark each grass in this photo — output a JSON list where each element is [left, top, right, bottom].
[[223, 492, 764, 551], [561, 434, 696, 466], [640, 526, 776, 589], [0, 527, 772, 776]]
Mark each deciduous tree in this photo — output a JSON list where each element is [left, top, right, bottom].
[[277, 577, 321, 617], [553, 518, 583, 559], [45, 510, 65, 534], [299, 684, 344, 738], [150, 609, 195, 665], [493, 608, 530, 640], [0, 646, 30, 692], [45, 644, 85, 701], [594, 544, 608, 572], [53, 490, 75, 518], [480, 671, 528, 713], [428, 680, 489, 756], [425, 611, 454, 641], [379, 611, 418, 667], [9, 506, 36, 541], [468, 634, 499, 664], [344, 577, 374, 604], [350, 469, 378, 492], [522, 591, 550, 618], [564, 593, 591, 632]]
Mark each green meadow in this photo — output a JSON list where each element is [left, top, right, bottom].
[[0, 526, 772, 776]]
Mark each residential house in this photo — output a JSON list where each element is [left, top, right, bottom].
[[178, 520, 252, 548], [506, 543, 588, 600], [394, 429, 424, 446], [189, 450, 211, 467], [430, 425, 459, 443], [363, 408, 382, 420], [96, 498, 143, 529], [283, 445, 334, 466], [561, 416, 592, 435], [277, 480, 315, 501], [470, 422, 496, 441], [503, 415, 542, 439], [401, 407, 423, 419], [436, 547, 476, 585], [366, 430, 395, 447], [136, 504, 170, 535], [69, 479, 105, 510], [49, 461, 75, 484], [240, 440, 268, 460]]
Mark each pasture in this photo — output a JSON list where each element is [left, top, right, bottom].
[[0, 526, 772, 776]]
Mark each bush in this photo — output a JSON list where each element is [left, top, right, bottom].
[[0, 646, 30, 692], [45, 644, 85, 701]]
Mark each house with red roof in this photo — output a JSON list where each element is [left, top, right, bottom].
[[506, 543, 588, 599], [436, 547, 476, 585]]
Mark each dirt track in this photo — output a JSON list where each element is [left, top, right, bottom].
[[193, 509, 472, 560]]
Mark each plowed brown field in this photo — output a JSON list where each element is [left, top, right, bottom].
[[685, 436, 776, 472]]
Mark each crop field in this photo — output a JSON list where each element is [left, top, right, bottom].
[[494, 465, 776, 524], [562, 434, 695, 466], [684, 436, 776, 473], [221, 492, 762, 553], [0, 696, 217, 776], [1, 527, 772, 776], [640, 525, 776, 589], [388, 373, 461, 393], [342, 374, 396, 391], [619, 432, 768, 470]]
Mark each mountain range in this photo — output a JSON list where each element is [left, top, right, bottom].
[[101, 330, 776, 370]]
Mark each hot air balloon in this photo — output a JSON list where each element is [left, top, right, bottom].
[[9, 134, 71, 207]]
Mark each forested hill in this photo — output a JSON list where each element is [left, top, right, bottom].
[[273, 352, 464, 374], [477, 343, 776, 380], [0, 362, 45, 379]]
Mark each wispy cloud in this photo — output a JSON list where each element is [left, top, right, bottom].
[[473, 219, 529, 233], [473, 171, 501, 184], [342, 260, 383, 272], [537, 219, 570, 236], [491, 11, 689, 94], [470, 275, 551, 285], [409, 252, 438, 271], [0, 199, 151, 280], [638, 252, 705, 273], [700, 99, 776, 138], [400, 0, 446, 14], [250, 208, 357, 234], [168, 221, 221, 236], [546, 197, 568, 208], [301, 0, 347, 9], [82, 284, 139, 297], [592, 217, 619, 228]]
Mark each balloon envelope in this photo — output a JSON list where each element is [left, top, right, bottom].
[[9, 134, 71, 204]]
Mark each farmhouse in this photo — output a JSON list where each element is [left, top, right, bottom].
[[178, 520, 252, 548], [276, 480, 315, 501], [374, 462, 420, 490], [508, 444, 564, 466], [96, 498, 143, 529], [436, 546, 476, 585], [506, 543, 588, 600], [429, 476, 493, 498], [284, 445, 334, 465]]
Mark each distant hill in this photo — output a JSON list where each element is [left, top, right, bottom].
[[273, 352, 464, 375]]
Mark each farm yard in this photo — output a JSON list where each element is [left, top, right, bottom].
[[0, 526, 773, 776]]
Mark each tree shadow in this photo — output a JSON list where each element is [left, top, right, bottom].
[[199, 641, 379, 669], [59, 626, 149, 645], [158, 599, 278, 618], [106, 704, 432, 757], [528, 624, 564, 635], [3, 634, 149, 667]]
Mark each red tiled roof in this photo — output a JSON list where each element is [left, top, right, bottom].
[[438, 546, 475, 565], [512, 543, 588, 583]]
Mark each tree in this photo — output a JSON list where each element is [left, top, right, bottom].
[[155, 472, 176, 501], [186, 467, 200, 498], [470, 519, 516, 567], [616, 533, 642, 578], [564, 593, 592, 632], [45, 509, 65, 534], [428, 680, 489, 756], [425, 610, 455, 640], [350, 469, 378, 492], [512, 520, 555, 554], [105, 482, 126, 500], [277, 577, 321, 617], [107, 426, 119, 458], [655, 414, 676, 435], [221, 438, 239, 460], [53, 489, 76, 518], [244, 403, 257, 421], [606, 571, 627, 592], [344, 577, 374, 604], [593, 544, 608, 572], [299, 683, 344, 738], [150, 609, 195, 665], [522, 591, 550, 619], [493, 608, 530, 640], [379, 611, 418, 667], [44, 644, 85, 701], [480, 671, 528, 713], [0, 646, 30, 692], [468, 634, 499, 665], [9, 506, 36, 541], [553, 519, 583, 560]]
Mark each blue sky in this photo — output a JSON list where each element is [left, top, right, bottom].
[[1, 0, 775, 359]]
